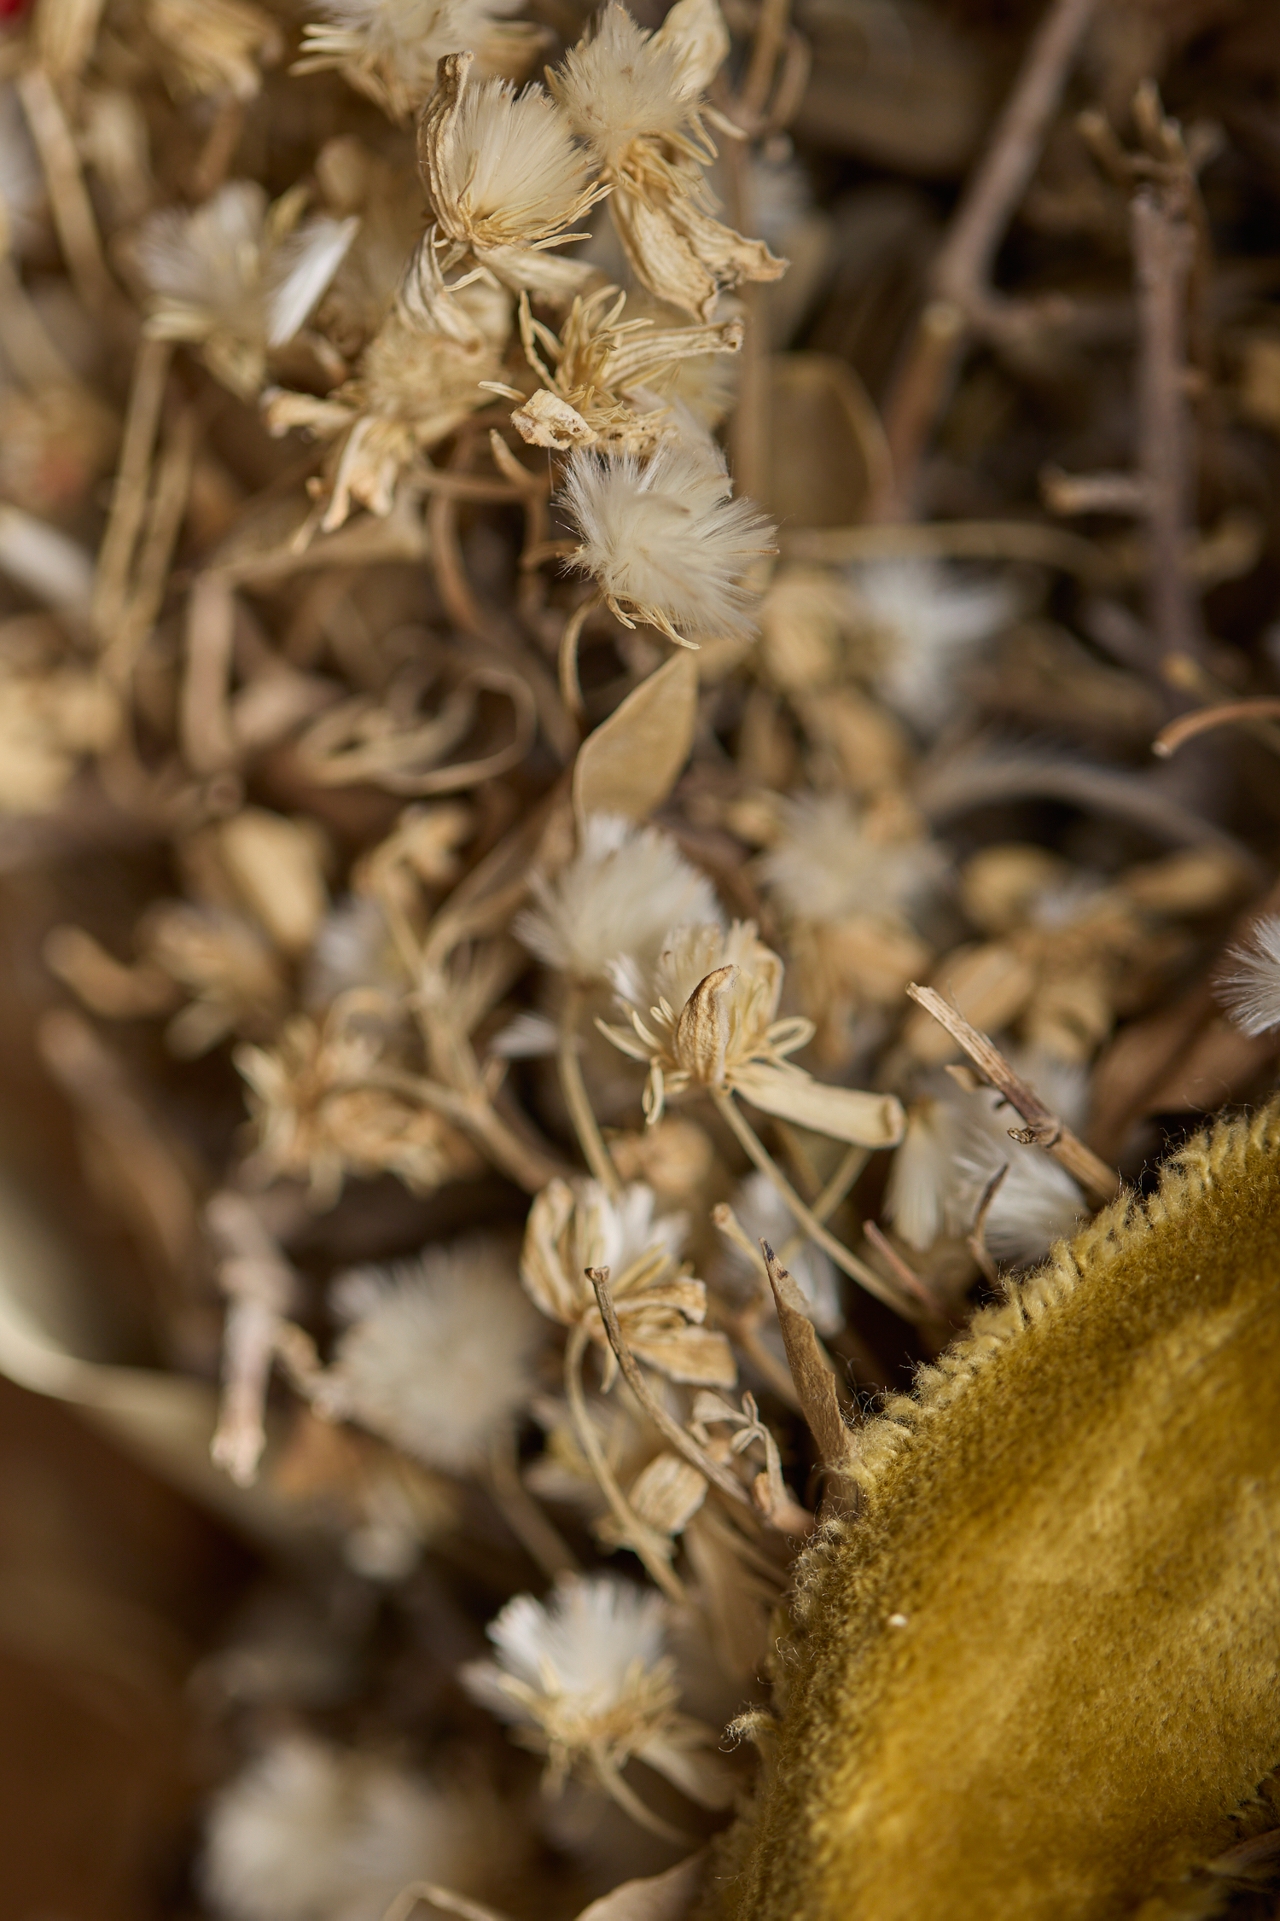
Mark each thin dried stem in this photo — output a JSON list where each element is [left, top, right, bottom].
[[587, 1268, 758, 1515], [710, 1087, 928, 1317], [485, 1432, 580, 1581], [94, 336, 173, 641], [17, 68, 116, 312], [378, 1884, 513, 1921], [863, 1221, 935, 1308], [592, 1753, 698, 1846], [559, 985, 621, 1194], [905, 983, 1121, 1201], [563, 1322, 685, 1602], [1154, 697, 1280, 759], [966, 1162, 1009, 1286], [783, 518, 1107, 580], [557, 592, 598, 725]]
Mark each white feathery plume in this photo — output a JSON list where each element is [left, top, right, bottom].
[[324, 1233, 542, 1473], [295, 0, 524, 121], [514, 812, 722, 984], [550, 3, 694, 169], [849, 559, 1017, 735], [1217, 915, 1280, 1035], [203, 1734, 505, 1921], [758, 791, 943, 927], [420, 60, 601, 252], [886, 1054, 1089, 1262], [560, 436, 776, 647]]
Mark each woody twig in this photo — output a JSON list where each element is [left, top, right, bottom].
[[879, 0, 1103, 514], [905, 984, 1121, 1203]]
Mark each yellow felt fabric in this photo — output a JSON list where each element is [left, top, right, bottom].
[[711, 1102, 1280, 1921]]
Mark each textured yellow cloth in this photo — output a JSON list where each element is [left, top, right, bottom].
[[711, 1102, 1280, 1920]]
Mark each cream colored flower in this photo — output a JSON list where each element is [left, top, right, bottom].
[[136, 182, 358, 399], [549, 0, 785, 320], [295, 0, 538, 123], [758, 791, 940, 1061], [462, 1574, 733, 1808], [504, 283, 742, 451], [203, 1735, 511, 1921], [145, 0, 282, 102], [324, 1234, 542, 1472], [235, 1002, 479, 1203], [265, 258, 508, 529], [848, 559, 1018, 736], [560, 436, 775, 647], [602, 920, 904, 1145], [418, 53, 601, 256], [520, 1176, 736, 1386], [514, 811, 721, 985]]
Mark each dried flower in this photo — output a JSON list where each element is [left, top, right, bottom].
[[145, 0, 282, 102], [1217, 916, 1280, 1036], [602, 920, 904, 1145], [560, 437, 776, 647], [236, 1003, 478, 1203], [294, 0, 534, 123], [549, 1, 784, 320], [418, 54, 601, 255], [323, 1234, 542, 1473], [515, 811, 721, 985], [505, 284, 742, 452], [265, 255, 508, 528], [462, 1573, 732, 1808], [760, 792, 943, 928], [848, 559, 1017, 735], [136, 183, 358, 399], [521, 1176, 736, 1385], [203, 1734, 506, 1921]]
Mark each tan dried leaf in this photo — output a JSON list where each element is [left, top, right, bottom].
[[572, 651, 699, 826], [626, 1449, 708, 1535]]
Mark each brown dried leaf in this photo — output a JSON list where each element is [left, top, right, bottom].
[[762, 1243, 857, 1473]]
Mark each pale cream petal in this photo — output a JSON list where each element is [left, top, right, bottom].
[[731, 1061, 905, 1146]]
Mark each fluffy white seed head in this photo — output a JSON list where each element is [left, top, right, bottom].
[[561, 438, 775, 645], [849, 559, 1017, 734], [514, 812, 721, 983], [296, 0, 522, 118], [327, 1234, 542, 1472], [1217, 915, 1280, 1036], [203, 1734, 498, 1921], [550, 4, 692, 168], [430, 77, 596, 247], [759, 792, 943, 926]]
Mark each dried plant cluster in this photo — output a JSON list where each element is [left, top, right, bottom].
[[4, 0, 1280, 1914]]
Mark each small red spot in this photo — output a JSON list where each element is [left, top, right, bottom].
[[0, 0, 30, 20]]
